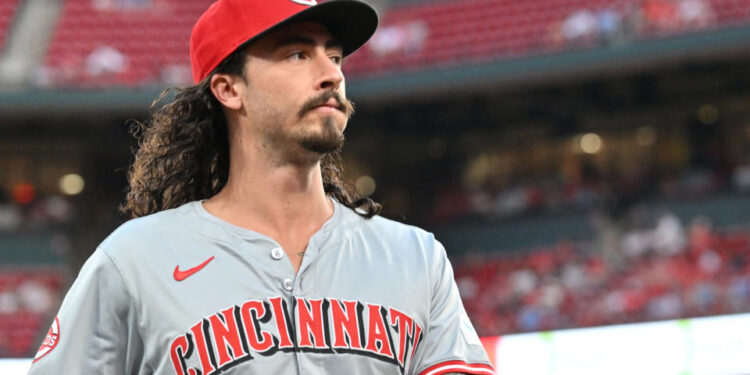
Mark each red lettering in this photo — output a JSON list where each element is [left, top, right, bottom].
[[189, 320, 217, 375], [239, 300, 275, 352], [169, 335, 199, 375], [330, 299, 362, 350], [365, 304, 394, 358], [173, 298, 423, 372], [208, 307, 248, 368], [43, 335, 56, 346], [296, 298, 327, 349], [389, 308, 415, 367], [269, 297, 294, 349]]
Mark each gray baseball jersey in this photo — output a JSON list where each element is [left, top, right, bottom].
[[28, 198, 493, 375]]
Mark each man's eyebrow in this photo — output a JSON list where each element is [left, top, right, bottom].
[[325, 38, 343, 50], [271, 36, 343, 51]]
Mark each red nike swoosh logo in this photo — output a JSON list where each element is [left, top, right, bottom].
[[174, 256, 215, 281]]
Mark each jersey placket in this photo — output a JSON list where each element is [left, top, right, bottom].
[[233, 236, 302, 374], [290, 234, 321, 375]]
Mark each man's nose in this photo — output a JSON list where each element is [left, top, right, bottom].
[[315, 54, 344, 91]]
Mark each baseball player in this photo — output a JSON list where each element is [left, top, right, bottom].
[[28, 0, 493, 374]]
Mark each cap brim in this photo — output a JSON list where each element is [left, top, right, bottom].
[[249, 0, 378, 57]]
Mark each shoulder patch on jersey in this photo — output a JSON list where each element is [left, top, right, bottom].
[[33, 316, 60, 363]]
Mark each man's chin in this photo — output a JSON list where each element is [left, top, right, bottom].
[[297, 117, 346, 154], [299, 135, 344, 154]]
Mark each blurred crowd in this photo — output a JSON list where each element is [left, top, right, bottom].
[[0, 270, 62, 357], [454, 212, 750, 337], [0, 185, 71, 357], [428, 159, 750, 223], [550, 0, 717, 48], [31, 0, 743, 88], [0, 186, 77, 233]]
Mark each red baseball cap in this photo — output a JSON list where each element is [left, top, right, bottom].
[[190, 0, 378, 83]]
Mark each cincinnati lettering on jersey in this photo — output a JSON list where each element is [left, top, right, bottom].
[[169, 297, 423, 375]]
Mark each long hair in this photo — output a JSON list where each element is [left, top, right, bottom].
[[120, 47, 381, 219]]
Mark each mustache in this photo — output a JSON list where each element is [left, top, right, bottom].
[[297, 91, 355, 119]]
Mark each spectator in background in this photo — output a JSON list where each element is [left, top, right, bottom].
[[92, 0, 152, 11], [0, 287, 19, 313], [561, 9, 599, 45], [160, 64, 193, 86], [0, 191, 22, 231], [647, 288, 683, 319], [678, 0, 715, 29], [596, 8, 624, 44], [17, 280, 55, 314], [652, 211, 686, 256], [368, 21, 428, 57], [28, 195, 74, 228], [85, 45, 127, 78], [453, 211, 750, 337], [728, 275, 750, 312], [559, 7, 626, 46], [643, 0, 681, 33], [642, 0, 716, 33]]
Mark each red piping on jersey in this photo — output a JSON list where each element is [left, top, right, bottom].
[[418, 360, 495, 375], [174, 256, 215, 281]]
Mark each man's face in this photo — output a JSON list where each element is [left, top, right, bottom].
[[238, 21, 354, 164]]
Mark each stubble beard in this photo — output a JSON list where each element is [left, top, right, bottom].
[[297, 115, 346, 154], [295, 91, 352, 155], [260, 111, 348, 167], [292, 90, 354, 157], [256, 91, 353, 166]]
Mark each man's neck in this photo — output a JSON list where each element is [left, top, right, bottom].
[[202, 140, 334, 271], [205, 162, 332, 231]]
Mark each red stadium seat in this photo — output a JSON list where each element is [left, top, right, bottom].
[[453, 227, 750, 337], [40, 0, 750, 86], [44, 0, 213, 88], [0, 269, 65, 357], [0, 0, 21, 53]]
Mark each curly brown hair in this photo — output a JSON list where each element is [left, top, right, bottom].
[[120, 45, 380, 219]]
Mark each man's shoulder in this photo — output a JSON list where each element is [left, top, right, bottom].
[[99, 202, 200, 253], [369, 214, 432, 239], [339, 204, 443, 258], [339, 204, 433, 242]]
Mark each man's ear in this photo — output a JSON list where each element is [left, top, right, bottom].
[[210, 73, 243, 110]]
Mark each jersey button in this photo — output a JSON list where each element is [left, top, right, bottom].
[[271, 247, 284, 260], [282, 278, 293, 291]]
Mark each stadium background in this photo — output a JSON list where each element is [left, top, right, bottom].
[[2, 0, 750, 373]]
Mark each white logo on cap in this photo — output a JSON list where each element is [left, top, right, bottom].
[[291, 0, 317, 5]]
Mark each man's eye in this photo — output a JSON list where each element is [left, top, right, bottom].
[[288, 52, 305, 61], [330, 55, 342, 64]]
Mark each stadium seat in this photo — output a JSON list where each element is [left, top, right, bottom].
[[0, 269, 64, 357], [454, 227, 750, 337], [0, 0, 21, 53], [39, 0, 750, 87]]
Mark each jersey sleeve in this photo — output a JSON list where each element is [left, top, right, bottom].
[[27, 247, 144, 375], [409, 238, 494, 375]]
